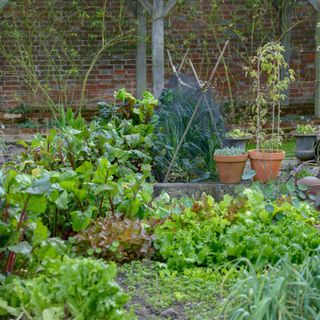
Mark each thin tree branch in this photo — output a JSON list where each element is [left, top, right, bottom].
[[127, 0, 137, 16], [164, 0, 177, 16], [137, 0, 153, 15], [308, 0, 319, 12]]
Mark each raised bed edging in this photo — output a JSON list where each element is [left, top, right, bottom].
[[154, 159, 300, 200], [153, 182, 251, 201]]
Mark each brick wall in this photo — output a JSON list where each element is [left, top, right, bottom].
[[0, 0, 317, 112]]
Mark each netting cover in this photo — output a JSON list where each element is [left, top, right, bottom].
[[153, 73, 226, 182]]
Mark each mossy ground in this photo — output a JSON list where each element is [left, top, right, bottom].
[[118, 260, 228, 320]]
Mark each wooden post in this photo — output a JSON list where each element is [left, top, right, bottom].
[[280, 1, 292, 106], [137, 2, 147, 98], [138, 0, 177, 97], [316, 8, 320, 117], [152, 0, 165, 97]]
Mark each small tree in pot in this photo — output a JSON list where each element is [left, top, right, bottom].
[[245, 42, 295, 182]]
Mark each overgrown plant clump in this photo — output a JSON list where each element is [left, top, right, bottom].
[[154, 187, 320, 270], [221, 252, 320, 319], [154, 194, 231, 270], [0, 90, 158, 273], [0, 256, 132, 320], [153, 88, 222, 182]]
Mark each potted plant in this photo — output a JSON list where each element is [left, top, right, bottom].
[[224, 128, 252, 150], [214, 147, 248, 184], [292, 124, 319, 161], [245, 42, 295, 183]]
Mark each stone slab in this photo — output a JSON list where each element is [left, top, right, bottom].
[[153, 182, 251, 201]]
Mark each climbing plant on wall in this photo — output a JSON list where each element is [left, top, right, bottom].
[[0, 0, 134, 117]]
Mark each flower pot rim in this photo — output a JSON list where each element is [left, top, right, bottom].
[[292, 131, 320, 137], [248, 149, 285, 161], [225, 134, 253, 141], [214, 153, 248, 163], [248, 149, 285, 154]]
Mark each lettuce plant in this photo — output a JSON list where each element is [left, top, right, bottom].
[[0, 256, 132, 319]]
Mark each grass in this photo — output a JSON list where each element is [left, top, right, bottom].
[[246, 139, 296, 159]]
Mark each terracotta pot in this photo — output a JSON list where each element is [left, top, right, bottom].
[[214, 153, 248, 184], [248, 149, 285, 183]]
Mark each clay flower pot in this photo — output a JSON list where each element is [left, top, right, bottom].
[[248, 149, 285, 183], [214, 153, 248, 184]]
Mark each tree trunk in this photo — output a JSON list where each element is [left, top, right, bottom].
[[280, 1, 292, 106], [152, 0, 164, 98], [137, 2, 147, 98]]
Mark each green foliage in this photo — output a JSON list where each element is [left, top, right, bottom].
[[221, 189, 320, 266], [12, 94, 156, 237], [296, 124, 316, 135], [0, 169, 55, 273], [245, 42, 295, 150], [1, 91, 157, 273], [154, 194, 231, 270], [106, 89, 158, 125], [153, 89, 221, 182], [214, 147, 247, 156], [221, 251, 320, 319], [0, 0, 132, 114], [154, 188, 320, 270], [74, 217, 156, 262], [226, 129, 250, 138], [0, 256, 132, 320]]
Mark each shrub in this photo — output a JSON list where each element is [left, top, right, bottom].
[[0, 256, 132, 320]]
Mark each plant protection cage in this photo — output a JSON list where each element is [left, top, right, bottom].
[[154, 42, 229, 182]]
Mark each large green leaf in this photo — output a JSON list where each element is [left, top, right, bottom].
[[0, 298, 20, 317], [71, 208, 94, 232], [8, 242, 32, 256], [27, 195, 47, 213], [76, 161, 93, 175], [42, 307, 64, 320], [55, 191, 69, 209], [32, 220, 49, 245], [93, 158, 118, 184], [26, 174, 51, 195]]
